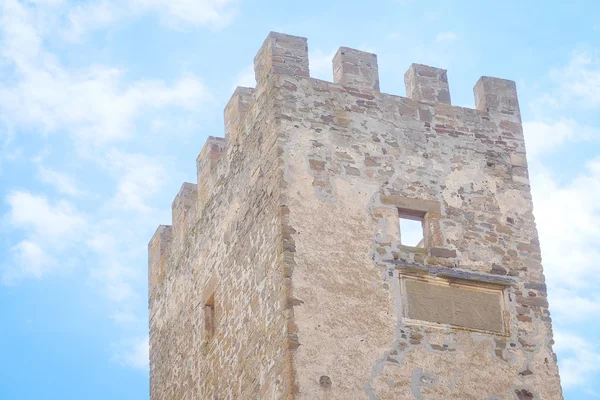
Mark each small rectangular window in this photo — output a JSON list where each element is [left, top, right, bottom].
[[204, 295, 215, 339], [398, 210, 425, 248]]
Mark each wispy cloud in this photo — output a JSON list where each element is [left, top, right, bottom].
[[533, 48, 600, 110], [37, 166, 82, 197], [103, 150, 167, 214], [5, 190, 87, 244], [0, 0, 191, 373], [5, 240, 56, 282], [111, 336, 149, 370], [6, 0, 242, 45], [132, 0, 240, 29], [2, 191, 86, 283], [63, 0, 119, 42], [554, 332, 600, 389], [523, 118, 599, 159], [435, 31, 458, 42], [232, 63, 256, 89], [0, 1, 212, 147], [523, 44, 600, 394], [530, 157, 600, 290]]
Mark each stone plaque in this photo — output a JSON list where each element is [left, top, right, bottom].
[[402, 278, 505, 334]]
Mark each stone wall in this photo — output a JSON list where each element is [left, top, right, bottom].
[[149, 70, 293, 398], [148, 32, 563, 399]]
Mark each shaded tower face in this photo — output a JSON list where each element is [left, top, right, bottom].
[[148, 32, 563, 399]]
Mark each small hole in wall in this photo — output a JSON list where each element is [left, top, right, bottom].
[[319, 375, 332, 389], [399, 213, 425, 248], [204, 295, 215, 339]]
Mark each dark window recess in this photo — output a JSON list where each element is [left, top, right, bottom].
[[204, 295, 215, 339]]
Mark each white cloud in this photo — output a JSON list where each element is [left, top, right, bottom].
[[131, 0, 239, 29], [523, 47, 600, 393], [103, 150, 167, 213], [435, 31, 458, 42], [0, 0, 215, 373], [2, 187, 148, 306], [63, 1, 120, 43], [551, 289, 600, 322], [0, 66, 210, 146], [523, 118, 599, 159], [5, 190, 87, 242], [5, 0, 240, 45], [0, 0, 212, 147], [61, 0, 241, 38], [29, 0, 66, 5], [233, 63, 255, 89], [3, 240, 55, 283], [112, 336, 149, 370], [38, 166, 82, 197], [554, 332, 600, 389], [530, 157, 600, 297], [90, 259, 137, 302], [2, 191, 86, 282], [541, 49, 600, 108]]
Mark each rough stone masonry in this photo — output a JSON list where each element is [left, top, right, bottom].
[[148, 32, 563, 399]]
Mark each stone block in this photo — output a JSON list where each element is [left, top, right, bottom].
[[404, 64, 451, 104], [254, 32, 309, 88], [333, 47, 379, 91]]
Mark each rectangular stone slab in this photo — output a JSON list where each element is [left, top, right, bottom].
[[402, 278, 505, 334]]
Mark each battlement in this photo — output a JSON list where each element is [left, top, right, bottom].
[[148, 31, 523, 270], [148, 28, 526, 318], [149, 32, 560, 400]]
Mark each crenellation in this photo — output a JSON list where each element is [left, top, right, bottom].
[[404, 63, 452, 105], [333, 47, 380, 92], [196, 136, 226, 212], [474, 76, 522, 122], [149, 31, 562, 400], [171, 182, 198, 242], [148, 225, 173, 299], [224, 86, 255, 145], [254, 32, 309, 89]]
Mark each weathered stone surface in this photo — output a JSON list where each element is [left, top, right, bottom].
[[429, 247, 457, 258], [333, 47, 379, 92], [405, 64, 451, 104], [403, 278, 505, 334], [148, 31, 563, 400]]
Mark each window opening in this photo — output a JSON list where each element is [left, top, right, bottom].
[[399, 211, 425, 248]]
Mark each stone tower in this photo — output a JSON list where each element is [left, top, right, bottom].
[[148, 32, 563, 399]]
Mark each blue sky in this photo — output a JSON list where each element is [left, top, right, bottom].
[[0, 0, 598, 399]]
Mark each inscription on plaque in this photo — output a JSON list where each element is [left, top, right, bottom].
[[402, 278, 505, 334]]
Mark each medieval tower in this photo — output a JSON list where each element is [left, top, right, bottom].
[[148, 32, 563, 399]]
